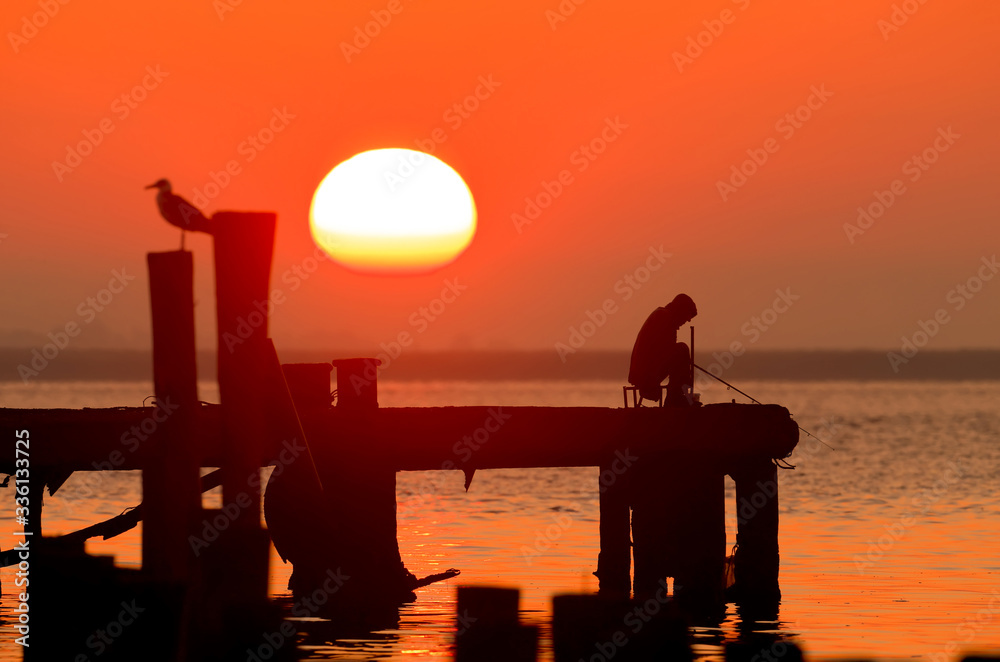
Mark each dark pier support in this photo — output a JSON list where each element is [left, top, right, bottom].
[[214, 211, 276, 532], [329, 359, 414, 609], [730, 459, 781, 609], [145, 250, 202, 584], [670, 463, 726, 614], [552, 593, 690, 661], [596, 455, 631, 595], [455, 586, 536, 662], [204, 211, 280, 658]]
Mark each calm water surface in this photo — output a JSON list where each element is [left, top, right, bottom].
[[1, 379, 998, 660]]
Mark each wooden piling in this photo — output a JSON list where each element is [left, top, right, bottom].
[[731, 459, 781, 604], [455, 586, 535, 662], [281, 362, 334, 412], [318, 358, 412, 603], [210, 211, 276, 636], [670, 464, 726, 613], [213, 211, 275, 530], [331, 357, 381, 409], [596, 455, 631, 595], [553, 593, 690, 661], [263, 360, 332, 577], [144, 250, 201, 583]]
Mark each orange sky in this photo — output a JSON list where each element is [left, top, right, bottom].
[[1, 0, 997, 356]]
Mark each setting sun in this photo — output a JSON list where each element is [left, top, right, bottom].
[[309, 149, 477, 275]]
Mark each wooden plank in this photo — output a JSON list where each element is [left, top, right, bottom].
[[0, 403, 798, 473], [315, 403, 799, 470], [0, 406, 224, 471]]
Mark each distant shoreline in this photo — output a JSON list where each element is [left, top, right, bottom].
[[2, 348, 999, 382]]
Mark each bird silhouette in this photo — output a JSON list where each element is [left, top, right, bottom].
[[145, 179, 212, 249]]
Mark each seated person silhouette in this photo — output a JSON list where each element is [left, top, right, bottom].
[[628, 293, 697, 406]]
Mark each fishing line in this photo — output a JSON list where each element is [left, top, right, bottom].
[[692, 363, 835, 451]]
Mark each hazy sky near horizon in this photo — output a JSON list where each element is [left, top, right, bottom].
[[1, 0, 997, 357]]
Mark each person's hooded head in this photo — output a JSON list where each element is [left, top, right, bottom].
[[666, 293, 697, 328]]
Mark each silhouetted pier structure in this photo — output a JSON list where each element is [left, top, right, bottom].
[[0, 211, 798, 659]]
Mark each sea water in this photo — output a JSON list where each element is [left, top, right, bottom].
[[1, 379, 998, 660]]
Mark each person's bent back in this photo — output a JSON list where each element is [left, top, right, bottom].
[[628, 293, 697, 406]]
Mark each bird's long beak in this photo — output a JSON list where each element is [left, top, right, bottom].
[[144, 182, 158, 189]]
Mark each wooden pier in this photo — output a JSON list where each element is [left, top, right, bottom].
[[1, 398, 797, 605], [0, 209, 799, 659]]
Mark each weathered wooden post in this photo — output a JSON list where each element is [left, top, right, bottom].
[[669, 464, 726, 613], [731, 459, 781, 605], [455, 586, 536, 662], [331, 357, 381, 409], [281, 362, 334, 412], [324, 357, 413, 606], [262, 360, 333, 583], [552, 593, 690, 661], [202, 211, 278, 656], [596, 453, 631, 595], [214, 211, 275, 531], [145, 250, 202, 584]]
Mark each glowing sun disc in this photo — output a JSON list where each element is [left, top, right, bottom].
[[310, 149, 477, 274]]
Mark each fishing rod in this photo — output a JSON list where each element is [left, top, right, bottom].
[[692, 362, 835, 451]]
